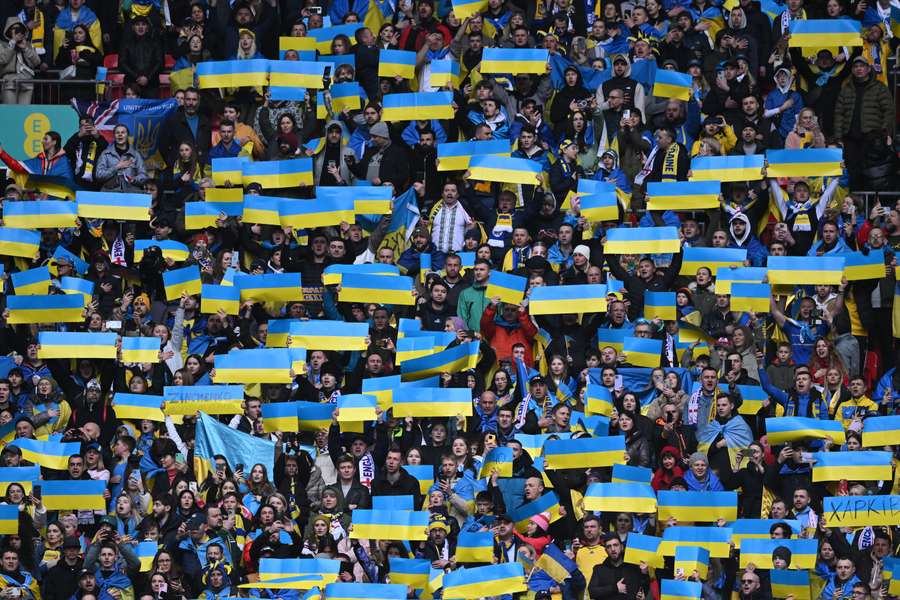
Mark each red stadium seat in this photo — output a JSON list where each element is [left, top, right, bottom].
[[164, 54, 176, 70], [108, 73, 125, 99], [103, 54, 118, 70]]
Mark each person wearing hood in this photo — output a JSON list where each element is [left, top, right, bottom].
[[788, 48, 853, 139], [763, 67, 803, 144], [596, 54, 646, 114], [466, 96, 510, 140], [651, 445, 686, 491], [728, 213, 768, 266], [550, 66, 593, 132], [480, 297, 538, 366], [593, 149, 631, 196], [312, 121, 356, 186]]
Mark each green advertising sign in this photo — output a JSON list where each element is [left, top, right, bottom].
[[0, 105, 79, 160]]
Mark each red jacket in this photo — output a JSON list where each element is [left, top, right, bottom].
[[480, 304, 538, 365]]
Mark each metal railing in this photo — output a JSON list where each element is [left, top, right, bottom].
[[8, 77, 117, 104]]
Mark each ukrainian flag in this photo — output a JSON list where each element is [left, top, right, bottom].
[[624, 533, 664, 568], [405, 465, 435, 496], [242, 158, 313, 189], [361, 375, 400, 410], [455, 530, 494, 563], [265, 319, 300, 347], [2, 200, 78, 229], [37, 331, 117, 359], [163, 385, 245, 415], [379, 49, 416, 79], [585, 383, 614, 417], [292, 320, 369, 351], [437, 140, 510, 171], [624, 337, 662, 368], [690, 155, 764, 182], [429, 59, 460, 88], [715, 266, 767, 295], [764, 416, 846, 445], [238, 272, 303, 303], [382, 92, 454, 121], [765, 148, 843, 178], [729, 283, 771, 313], [812, 450, 892, 482], [770, 569, 810, 599], [197, 59, 269, 88], [652, 69, 693, 101], [605, 226, 680, 254], [134, 239, 189, 263], [203, 186, 243, 208], [25, 174, 79, 201], [767, 256, 845, 286], [444, 563, 525, 598], [347, 185, 394, 214], [583, 482, 657, 513], [578, 192, 619, 221], [391, 387, 472, 417], [0, 466, 39, 495], [262, 402, 299, 433], [328, 82, 364, 113], [242, 195, 281, 226], [396, 337, 433, 365], [661, 579, 701, 600], [297, 402, 335, 431], [485, 270, 527, 305], [389, 557, 430, 590], [260, 558, 340, 585], [120, 337, 161, 363], [0, 228, 39, 258], [535, 543, 578, 583], [201, 284, 240, 315], [451, 0, 487, 19], [509, 492, 563, 532], [728, 519, 800, 544], [340, 274, 415, 306], [372, 495, 414, 511], [336, 394, 377, 422], [289, 347, 307, 376], [269, 60, 328, 88], [530, 284, 606, 316], [57, 276, 92, 305], [566, 179, 616, 210], [400, 341, 479, 381], [279, 36, 318, 58], [723, 384, 770, 416], [211, 156, 248, 187], [185, 202, 224, 229], [679, 247, 746, 276], [844, 249, 886, 281], [647, 181, 720, 211], [739, 538, 817, 569], [112, 393, 164, 422], [657, 490, 738, 523], [308, 23, 363, 52], [612, 464, 653, 485], [479, 446, 513, 478], [597, 328, 627, 353], [481, 48, 549, 74], [76, 191, 151, 221], [350, 509, 429, 540], [162, 265, 201, 299], [789, 19, 862, 47], [7, 294, 84, 324], [544, 436, 625, 469], [52, 246, 88, 275], [674, 546, 710, 580], [659, 526, 733, 558], [8, 438, 80, 470], [325, 583, 407, 600], [214, 348, 293, 384], [136, 541, 158, 572], [644, 291, 676, 321], [40, 479, 106, 510], [467, 155, 542, 185], [279, 196, 355, 228], [11, 266, 51, 296], [243, 577, 324, 591], [862, 416, 900, 447]]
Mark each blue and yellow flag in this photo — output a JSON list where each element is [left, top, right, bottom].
[[455, 530, 494, 563], [659, 526, 733, 558], [296, 402, 334, 432], [577, 191, 619, 222], [429, 59, 460, 88], [382, 92, 454, 121], [337, 394, 378, 422], [260, 558, 340, 585], [437, 140, 509, 171], [52, 246, 88, 275], [112, 393, 164, 422], [40, 479, 106, 511], [163, 265, 202, 299], [388, 558, 429, 590], [0, 228, 39, 258], [185, 202, 225, 229], [604, 226, 680, 254], [325, 583, 407, 600], [730, 283, 771, 313], [789, 19, 862, 47], [238, 272, 303, 303], [661, 579, 702, 600], [134, 239, 189, 263], [723, 384, 769, 416], [485, 270, 527, 305], [37, 331, 117, 359], [468, 155, 543, 185], [597, 328, 627, 353], [349, 510, 430, 541], [269, 60, 328, 88], [674, 546, 710, 580], [214, 348, 293, 384], [279, 196, 354, 228], [728, 519, 800, 544], [770, 569, 810, 600], [766, 148, 843, 178], [812, 450, 892, 482], [242, 195, 282, 226], [624, 337, 662, 368], [327, 81, 364, 113], [340, 274, 415, 306], [2, 200, 78, 229], [508, 492, 563, 532], [390, 387, 472, 417], [7, 294, 83, 324], [844, 249, 886, 281], [680, 247, 746, 276], [262, 402, 300, 433], [323, 263, 399, 286], [543, 436, 625, 469], [308, 24, 363, 52], [714, 266, 767, 294], [120, 337, 162, 363], [479, 446, 513, 478], [8, 438, 81, 470], [242, 158, 313, 189], [647, 180, 720, 211], [652, 69, 692, 101], [0, 466, 39, 495], [204, 187, 244, 209], [136, 541, 158, 572], [535, 543, 578, 583], [765, 416, 846, 445], [11, 266, 51, 296], [400, 342, 479, 382], [76, 191, 151, 221], [739, 538, 817, 569], [690, 155, 764, 182], [862, 415, 900, 447], [292, 320, 369, 351], [201, 284, 241, 315], [481, 48, 549, 74], [624, 533, 663, 568], [451, 0, 487, 19], [279, 35, 317, 59], [211, 156, 248, 187], [197, 59, 269, 88], [644, 291, 676, 321], [444, 563, 526, 598], [379, 49, 417, 79], [657, 490, 738, 523], [342, 185, 394, 214], [362, 375, 400, 409], [404, 464, 435, 496], [583, 482, 657, 513], [611, 464, 653, 485], [163, 385, 245, 415], [585, 384, 614, 417], [529, 284, 607, 315], [767, 256, 845, 286]]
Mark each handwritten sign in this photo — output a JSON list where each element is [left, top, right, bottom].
[[824, 495, 900, 527]]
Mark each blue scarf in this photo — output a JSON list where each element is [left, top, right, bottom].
[[683, 467, 724, 491], [697, 415, 753, 450], [55, 5, 98, 30]]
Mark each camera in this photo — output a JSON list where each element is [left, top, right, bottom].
[[309, 6, 322, 14]]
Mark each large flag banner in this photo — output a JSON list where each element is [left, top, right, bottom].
[[823, 495, 900, 527]]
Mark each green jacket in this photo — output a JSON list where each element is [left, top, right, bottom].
[[457, 282, 489, 331], [834, 74, 894, 139]]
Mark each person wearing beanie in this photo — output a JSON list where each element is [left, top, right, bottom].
[[684, 452, 724, 492], [349, 120, 409, 189], [561, 244, 592, 284], [515, 511, 552, 557]]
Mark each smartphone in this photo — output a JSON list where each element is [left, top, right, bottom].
[[32, 485, 41, 500], [158, 582, 168, 595], [322, 65, 332, 90], [327, 160, 336, 169], [235, 463, 244, 472], [105, 320, 122, 330], [230, 251, 239, 269], [623, 109, 631, 120], [309, 5, 322, 14]]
